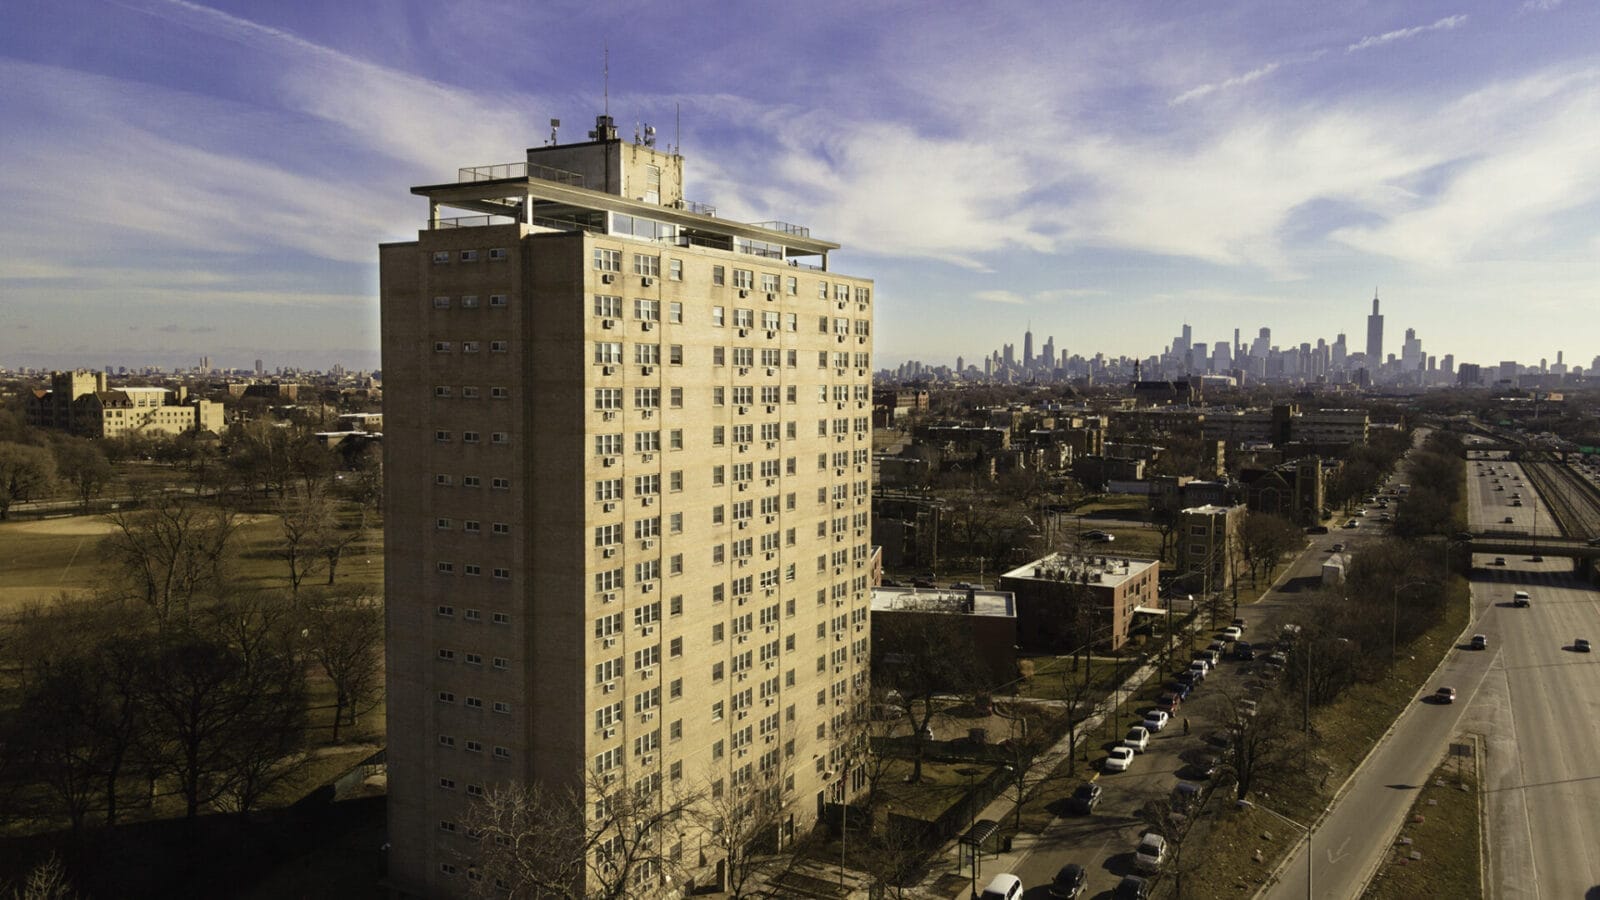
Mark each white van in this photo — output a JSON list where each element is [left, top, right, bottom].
[[979, 873, 1024, 900]]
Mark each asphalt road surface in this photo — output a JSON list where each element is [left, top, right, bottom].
[[1264, 449, 1600, 899]]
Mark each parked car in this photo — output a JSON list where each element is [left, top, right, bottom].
[[1113, 875, 1151, 900], [1049, 864, 1088, 899], [1132, 833, 1167, 874], [1222, 626, 1243, 641], [1187, 662, 1209, 682], [1575, 638, 1591, 653], [1179, 754, 1220, 780], [1207, 640, 1228, 655], [1156, 692, 1182, 713], [1123, 726, 1151, 753], [1143, 710, 1171, 732], [1306, 525, 1330, 534], [1234, 641, 1256, 660], [1084, 530, 1116, 543], [1231, 617, 1247, 631], [1067, 782, 1102, 814], [1104, 746, 1135, 772], [1503, 517, 1514, 524], [1239, 699, 1258, 717], [978, 873, 1024, 900], [1470, 634, 1488, 650], [1343, 519, 1359, 529], [1494, 557, 1507, 566], [1176, 669, 1201, 687], [1513, 591, 1530, 607], [1330, 542, 1345, 553], [1433, 686, 1457, 704]]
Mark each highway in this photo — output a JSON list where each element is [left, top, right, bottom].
[[1262, 449, 1600, 900]]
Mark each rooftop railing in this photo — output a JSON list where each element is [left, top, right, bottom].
[[457, 162, 585, 187], [749, 220, 811, 238]]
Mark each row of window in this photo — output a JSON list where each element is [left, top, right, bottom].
[[431, 294, 508, 309], [435, 605, 511, 624], [436, 692, 512, 714], [431, 247, 508, 264], [433, 430, 511, 445], [432, 386, 510, 399], [435, 563, 513, 579], [590, 250, 871, 306], [433, 474, 511, 489]]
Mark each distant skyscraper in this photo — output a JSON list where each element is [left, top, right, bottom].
[[1366, 292, 1384, 368], [1023, 326, 1034, 368], [255, 358, 264, 376]]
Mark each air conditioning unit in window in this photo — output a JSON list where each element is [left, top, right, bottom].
[[641, 322, 655, 332], [641, 277, 654, 287], [837, 335, 846, 343], [603, 727, 616, 738], [764, 697, 774, 707], [641, 365, 655, 375], [766, 292, 776, 301], [764, 624, 775, 634], [738, 328, 749, 338], [737, 633, 748, 644], [603, 457, 616, 467], [737, 709, 748, 721], [603, 411, 617, 421], [641, 453, 654, 462], [737, 367, 750, 375], [737, 520, 749, 530], [603, 548, 616, 558], [603, 592, 617, 603], [738, 483, 748, 492], [641, 496, 654, 506], [858, 336, 866, 344], [737, 443, 749, 452], [641, 582, 655, 592], [766, 330, 776, 339], [603, 637, 616, 648], [765, 441, 778, 450], [836, 301, 846, 310], [641, 668, 655, 679], [603, 366, 616, 375], [642, 712, 655, 723], [765, 551, 775, 560], [603, 681, 617, 693], [765, 477, 776, 487], [764, 515, 776, 524], [739, 289, 749, 298], [641, 410, 654, 418], [738, 406, 748, 415], [641, 754, 655, 765], [834, 567, 844, 576], [602, 319, 615, 329], [602, 273, 615, 284], [642, 539, 655, 550], [603, 502, 616, 513], [766, 367, 776, 376], [765, 405, 776, 413], [835, 467, 845, 476], [855, 623, 864, 632]]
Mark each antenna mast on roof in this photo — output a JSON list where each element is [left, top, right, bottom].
[[603, 44, 609, 115], [675, 102, 681, 156]]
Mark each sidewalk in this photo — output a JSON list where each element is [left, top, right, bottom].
[[912, 659, 1163, 899]]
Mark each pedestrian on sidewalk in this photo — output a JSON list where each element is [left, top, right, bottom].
[[1183, 717, 1190, 736]]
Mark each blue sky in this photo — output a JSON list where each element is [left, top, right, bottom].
[[3, 0, 1598, 373]]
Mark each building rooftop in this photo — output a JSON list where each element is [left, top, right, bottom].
[[871, 587, 1015, 619], [1000, 552, 1157, 590], [1181, 504, 1236, 515]]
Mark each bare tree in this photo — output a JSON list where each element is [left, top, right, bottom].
[[103, 495, 236, 629], [698, 764, 792, 900], [0, 441, 55, 520], [873, 613, 987, 783], [299, 588, 383, 742], [3, 854, 80, 900], [135, 631, 306, 820], [277, 491, 334, 597], [52, 439, 113, 514], [457, 773, 698, 900], [1238, 511, 1302, 586], [1219, 690, 1299, 801]]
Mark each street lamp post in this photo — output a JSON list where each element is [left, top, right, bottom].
[[1391, 581, 1433, 663]]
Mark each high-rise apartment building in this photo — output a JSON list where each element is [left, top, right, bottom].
[[380, 115, 874, 897]]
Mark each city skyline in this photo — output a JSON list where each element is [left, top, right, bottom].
[[5, 1, 1600, 371]]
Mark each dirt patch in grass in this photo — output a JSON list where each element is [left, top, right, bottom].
[[1363, 752, 1480, 900]]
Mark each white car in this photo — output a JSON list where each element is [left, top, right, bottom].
[[1104, 746, 1135, 772], [1221, 626, 1243, 641], [1143, 710, 1171, 732], [1124, 725, 1151, 753]]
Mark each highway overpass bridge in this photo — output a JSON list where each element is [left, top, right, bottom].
[[1465, 531, 1600, 573]]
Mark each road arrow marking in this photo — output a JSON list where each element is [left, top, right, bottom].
[[1327, 837, 1351, 865]]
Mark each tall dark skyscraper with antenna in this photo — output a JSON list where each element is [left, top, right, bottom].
[[1365, 292, 1384, 366]]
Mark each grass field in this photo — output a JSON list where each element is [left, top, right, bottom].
[[0, 507, 384, 615]]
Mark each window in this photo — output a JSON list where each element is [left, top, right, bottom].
[[635, 343, 660, 365], [594, 389, 623, 410], [712, 306, 725, 327], [635, 298, 660, 322], [491, 432, 509, 445], [669, 259, 682, 281], [669, 301, 683, 323], [461, 295, 480, 309], [733, 269, 754, 290], [432, 251, 450, 265], [489, 247, 507, 261], [489, 293, 507, 307], [712, 265, 725, 286], [593, 248, 621, 272], [489, 340, 507, 352], [594, 294, 623, 318], [491, 477, 510, 490], [633, 254, 660, 277], [459, 249, 478, 262], [463, 341, 480, 353], [433, 296, 451, 309], [595, 342, 623, 364], [434, 341, 451, 353], [670, 387, 683, 408], [669, 345, 683, 365]]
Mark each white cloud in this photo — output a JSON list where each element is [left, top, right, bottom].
[[1347, 15, 1468, 53], [1521, 0, 1563, 11], [1171, 61, 1283, 106], [975, 290, 1026, 305]]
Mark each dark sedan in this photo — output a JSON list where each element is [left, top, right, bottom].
[[1049, 863, 1088, 899], [1113, 875, 1151, 899]]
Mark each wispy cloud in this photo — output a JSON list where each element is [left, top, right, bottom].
[[1522, 0, 1562, 11], [975, 290, 1026, 305], [1347, 15, 1468, 53], [1171, 61, 1283, 106]]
